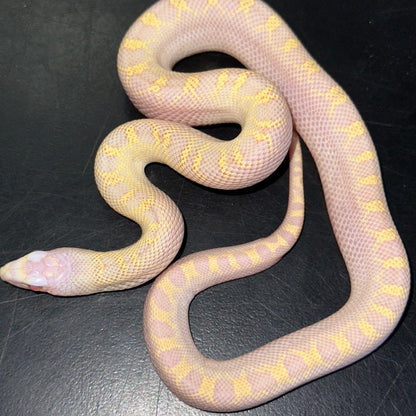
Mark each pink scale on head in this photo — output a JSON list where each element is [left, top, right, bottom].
[[0, 250, 70, 292]]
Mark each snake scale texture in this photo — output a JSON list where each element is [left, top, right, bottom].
[[0, 0, 410, 412]]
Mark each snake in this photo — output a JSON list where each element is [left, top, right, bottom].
[[0, 0, 410, 412]]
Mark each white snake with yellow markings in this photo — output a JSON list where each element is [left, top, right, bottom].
[[0, 0, 409, 412]]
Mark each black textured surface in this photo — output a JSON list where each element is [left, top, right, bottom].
[[0, 0, 415, 415]]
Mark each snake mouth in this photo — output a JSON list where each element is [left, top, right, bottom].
[[0, 265, 31, 290], [0, 252, 46, 290]]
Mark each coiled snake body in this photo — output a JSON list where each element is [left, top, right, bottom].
[[0, 0, 409, 412]]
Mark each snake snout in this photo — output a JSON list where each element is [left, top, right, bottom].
[[0, 250, 70, 292], [0, 256, 32, 290]]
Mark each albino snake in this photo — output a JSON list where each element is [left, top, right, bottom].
[[0, 0, 410, 412]]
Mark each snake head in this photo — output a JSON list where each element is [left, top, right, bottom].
[[0, 250, 71, 295]]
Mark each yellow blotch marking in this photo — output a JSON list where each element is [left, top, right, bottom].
[[325, 85, 348, 114], [218, 149, 228, 175], [198, 375, 217, 404], [341, 120, 366, 148], [148, 298, 173, 325], [259, 360, 290, 384], [210, 70, 229, 97], [119, 189, 136, 205], [102, 144, 121, 157], [379, 284, 408, 299], [283, 223, 301, 237], [139, 193, 155, 212], [353, 150, 376, 164], [140, 12, 164, 30], [160, 277, 182, 304], [300, 60, 321, 80], [282, 38, 300, 54], [371, 303, 397, 323], [228, 253, 241, 270], [293, 189, 304, 204], [264, 234, 289, 251], [291, 343, 324, 371], [382, 256, 408, 270], [129, 250, 143, 266], [124, 124, 140, 145], [121, 38, 150, 51], [161, 128, 173, 148], [170, 0, 195, 18], [246, 248, 262, 265], [361, 200, 386, 219], [180, 260, 200, 280], [100, 171, 123, 187], [293, 175, 302, 188], [233, 0, 255, 20], [114, 254, 128, 277], [148, 120, 161, 138], [293, 151, 302, 164], [174, 76, 201, 103], [325, 86, 348, 114], [203, 0, 225, 14], [96, 256, 105, 278], [253, 85, 280, 105], [358, 174, 380, 187], [253, 118, 283, 129], [150, 123, 174, 152], [153, 335, 182, 353], [231, 72, 251, 95], [148, 222, 162, 233], [358, 319, 380, 341], [256, 15, 282, 43], [170, 358, 193, 382], [329, 332, 354, 359], [370, 228, 398, 248], [148, 75, 168, 98], [179, 144, 193, 168], [192, 143, 211, 172], [118, 61, 149, 77], [230, 372, 252, 402], [208, 255, 221, 274], [289, 209, 304, 218], [233, 148, 251, 169], [247, 129, 273, 153], [142, 235, 159, 249]]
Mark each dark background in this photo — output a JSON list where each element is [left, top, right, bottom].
[[0, 0, 414, 415]]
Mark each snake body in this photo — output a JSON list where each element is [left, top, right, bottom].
[[0, 0, 410, 412]]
